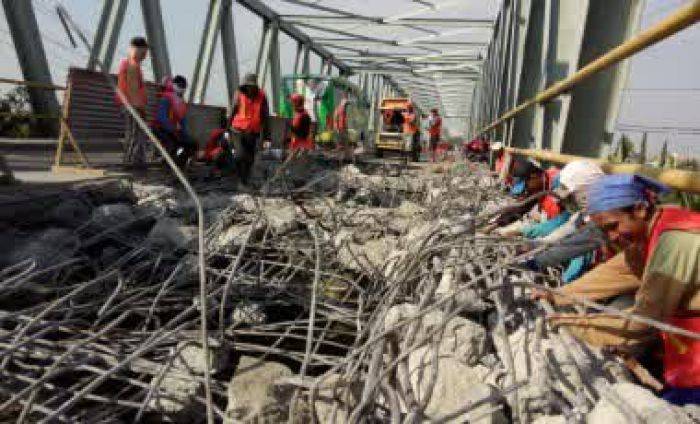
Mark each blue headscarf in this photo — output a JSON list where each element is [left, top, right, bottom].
[[510, 178, 526, 196], [586, 174, 669, 215]]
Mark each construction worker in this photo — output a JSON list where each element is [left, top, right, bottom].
[[334, 91, 350, 159], [546, 174, 700, 403], [491, 158, 562, 235], [427, 108, 442, 162], [152, 76, 196, 169], [402, 103, 420, 162], [289, 93, 313, 152], [229, 73, 271, 185], [117, 36, 149, 171], [203, 128, 235, 177]]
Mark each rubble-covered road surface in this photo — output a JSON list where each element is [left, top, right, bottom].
[[1, 157, 698, 423]]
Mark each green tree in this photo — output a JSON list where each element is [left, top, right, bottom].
[[639, 132, 647, 165], [659, 139, 668, 168]]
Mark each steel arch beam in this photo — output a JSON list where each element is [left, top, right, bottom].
[[190, 0, 225, 104], [221, 0, 239, 107], [2, 0, 59, 134], [88, 0, 129, 72], [140, 0, 171, 82]]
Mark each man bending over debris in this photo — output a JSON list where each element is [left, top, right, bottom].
[[524, 160, 606, 282], [152, 76, 197, 169], [547, 174, 700, 402], [489, 158, 562, 236]]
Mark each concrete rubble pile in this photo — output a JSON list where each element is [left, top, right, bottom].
[[0, 158, 695, 423]]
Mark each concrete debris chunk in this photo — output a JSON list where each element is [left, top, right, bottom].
[[9, 228, 79, 269], [225, 356, 294, 423], [407, 345, 508, 423], [587, 383, 695, 424], [90, 203, 135, 228], [147, 217, 197, 250]]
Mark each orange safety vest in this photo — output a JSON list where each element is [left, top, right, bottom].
[[402, 111, 418, 135], [647, 207, 700, 388], [116, 58, 146, 108], [429, 116, 442, 137], [232, 89, 266, 133]]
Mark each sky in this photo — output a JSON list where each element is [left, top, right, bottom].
[[0, 0, 698, 156]]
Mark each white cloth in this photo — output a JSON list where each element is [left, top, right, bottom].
[[559, 160, 604, 192]]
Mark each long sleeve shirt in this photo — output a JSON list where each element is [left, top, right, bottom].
[[550, 230, 700, 347]]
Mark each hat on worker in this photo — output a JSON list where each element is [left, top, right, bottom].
[[510, 157, 541, 179], [552, 160, 604, 199], [290, 93, 304, 108], [242, 73, 258, 87], [490, 142, 504, 151], [586, 174, 670, 215]]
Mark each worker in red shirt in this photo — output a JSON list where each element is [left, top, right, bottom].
[[427, 108, 442, 162], [117, 36, 149, 170], [334, 92, 350, 159], [151, 76, 196, 169], [402, 103, 420, 162], [289, 93, 313, 152], [229, 73, 271, 185]]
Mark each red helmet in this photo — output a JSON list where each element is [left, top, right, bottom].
[[290, 93, 304, 108]]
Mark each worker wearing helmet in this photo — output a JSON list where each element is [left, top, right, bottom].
[[289, 93, 313, 152]]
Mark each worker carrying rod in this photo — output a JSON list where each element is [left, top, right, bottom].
[[228, 73, 271, 186]]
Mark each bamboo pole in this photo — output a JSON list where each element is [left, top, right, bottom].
[[506, 147, 700, 194], [478, 0, 700, 134]]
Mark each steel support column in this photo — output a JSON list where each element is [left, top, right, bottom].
[[88, 0, 129, 72], [256, 20, 280, 113], [301, 43, 311, 75], [140, 0, 171, 82], [190, 0, 225, 104], [221, 0, 239, 107], [293, 40, 303, 74], [2, 0, 59, 134]]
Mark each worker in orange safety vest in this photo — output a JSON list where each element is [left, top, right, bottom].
[[229, 73, 271, 185]]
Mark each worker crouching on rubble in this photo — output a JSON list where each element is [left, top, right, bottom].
[[229, 73, 271, 185], [203, 128, 235, 177], [547, 174, 700, 403], [152, 76, 197, 169], [490, 157, 562, 236], [524, 161, 606, 282], [289, 93, 314, 152]]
